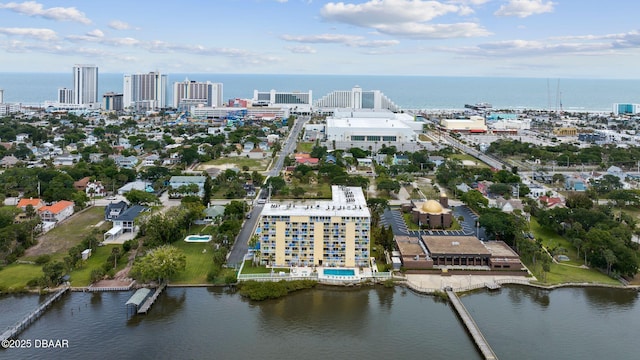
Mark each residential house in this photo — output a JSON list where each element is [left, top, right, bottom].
[[15, 133, 30, 143], [113, 155, 138, 169], [203, 205, 225, 223], [104, 205, 147, 242], [105, 201, 128, 221], [565, 177, 586, 191], [117, 181, 153, 195], [86, 181, 106, 197], [15, 198, 46, 222], [142, 154, 160, 167], [169, 176, 206, 197], [490, 197, 524, 213], [248, 147, 266, 159], [539, 196, 564, 209], [325, 154, 337, 164], [606, 165, 626, 181], [89, 153, 104, 163], [258, 142, 270, 151], [1, 155, 19, 168], [456, 183, 472, 194], [428, 156, 445, 167], [38, 200, 75, 222], [73, 177, 91, 191], [392, 154, 410, 165], [53, 154, 82, 166], [283, 166, 296, 182]]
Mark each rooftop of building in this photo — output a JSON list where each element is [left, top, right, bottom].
[[395, 236, 427, 257], [422, 235, 491, 256], [484, 241, 519, 258], [326, 117, 412, 129], [259, 185, 370, 218]]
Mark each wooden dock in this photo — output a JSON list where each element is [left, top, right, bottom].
[[0, 285, 69, 342], [137, 283, 166, 314], [446, 289, 498, 360]]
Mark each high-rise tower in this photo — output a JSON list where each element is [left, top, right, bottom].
[[73, 64, 99, 105]]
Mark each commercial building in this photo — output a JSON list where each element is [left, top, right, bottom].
[[123, 72, 168, 112], [324, 111, 418, 151], [315, 86, 400, 112], [257, 186, 371, 268], [173, 79, 223, 110], [253, 89, 312, 114], [190, 106, 290, 121], [0, 89, 3, 104], [613, 103, 640, 115], [439, 116, 487, 133], [73, 64, 99, 106], [103, 92, 124, 111], [57, 88, 74, 104]]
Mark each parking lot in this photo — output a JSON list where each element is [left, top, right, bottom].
[[382, 205, 487, 240]]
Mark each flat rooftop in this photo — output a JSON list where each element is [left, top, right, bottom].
[[484, 241, 519, 258], [395, 236, 427, 257], [260, 185, 370, 218], [326, 117, 412, 130], [422, 236, 491, 256]]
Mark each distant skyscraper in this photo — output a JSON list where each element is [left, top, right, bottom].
[[58, 88, 74, 104], [73, 64, 99, 105], [103, 92, 124, 111], [123, 72, 168, 111], [0, 89, 3, 104], [173, 79, 223, 110]]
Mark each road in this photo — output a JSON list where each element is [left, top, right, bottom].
[[226, 115, 310, 266]]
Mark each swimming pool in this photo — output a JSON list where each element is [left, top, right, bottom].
[[323, 268, 355, 276], [184, 235, 212, 242]]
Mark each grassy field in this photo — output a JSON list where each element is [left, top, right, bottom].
[[0, 263, 43, 292], [170, 241, 215, 284], [528, 218, 621, 285], [23, 206, 110, 262], [296, 142, 314, 153], [68, 245, 127, 287], [202, 157, 269, 171], [450, 154, 490, 168]]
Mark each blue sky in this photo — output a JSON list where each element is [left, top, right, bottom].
[[0, 0, 639, 78]]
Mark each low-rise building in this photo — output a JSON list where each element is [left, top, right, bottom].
[[38, 200, 75, 222]]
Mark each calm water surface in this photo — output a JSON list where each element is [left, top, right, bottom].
[[1, 286, 639, 360]]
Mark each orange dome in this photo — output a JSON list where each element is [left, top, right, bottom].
[[421, 200, 444, 214]]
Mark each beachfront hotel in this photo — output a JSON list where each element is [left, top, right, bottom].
[[123, 72, 168, 111], [73, 64, 99, 106], [252, 89, 313, 114], [314, 86, 400, 113], [173, 79, 223, 110], [257, 186, 370, 268]]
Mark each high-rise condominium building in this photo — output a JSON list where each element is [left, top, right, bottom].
[[58, 88, 74, 104], [123, 72, 168, 111], [173, 79, 223, 110], [257, 186, 371, 268], [73, 64, 99, 105], [103, 92, 124, 111]]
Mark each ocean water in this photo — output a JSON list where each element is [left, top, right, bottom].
[[0, 73, 639, 112]]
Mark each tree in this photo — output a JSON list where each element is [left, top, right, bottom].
[[565, 192, 593, 209], [42, 261, 65, 287], [266, 176, 286, 195], [125, 189, 160, 205], [460, 190, 488, 212], [202, 175, 213, 206], [130, 245, 186, 283], [603, 249, 617, 276], [377, 179, 400, 195]]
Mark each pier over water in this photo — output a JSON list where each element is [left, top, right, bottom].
[[0, 285, 69, 342], [446, 289, 498, 360]]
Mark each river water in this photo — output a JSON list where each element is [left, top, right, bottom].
[[0, 286, 638, 360]]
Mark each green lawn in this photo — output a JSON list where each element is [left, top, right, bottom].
[[450, 154, 490, 168], [0, 263, 43, 292], [296, 142, 314, 153], [23, 206, 110, 262], [278, 181, 332, 199], [528, 218, 622, 285], [170, 241, 216, 284], [68, 245, 127, 287]]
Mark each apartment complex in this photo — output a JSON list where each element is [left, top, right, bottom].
[[257, 186, 371, 268], [314, 86, 400, 112], [123, 71, 168, 111], [173, 79, 223, 110], [73, 64, 99, 105]]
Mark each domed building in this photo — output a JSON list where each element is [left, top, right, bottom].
[[411, 196, 452, 229]]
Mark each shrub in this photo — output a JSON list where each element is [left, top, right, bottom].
[[34, 254, 51, 265], [238, 280, 317, 301], [224, 273, 237, 285], [90, 269, 105, 283]]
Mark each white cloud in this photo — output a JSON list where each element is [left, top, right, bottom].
[[275, 0, 288, 3], [348, 39, 400, 48], [280, 33, 363, 44], [321, 0, 459, 26], [86, 29, 104, 38], [0, 27, 57, 40], [376, 22, 491, 38], [286, 45, 317, 53], [494, 0, 554, 18], [0, 1, 91, 24], [66, 34, 140, 46], [108, 20, 132, 30], [441, 39, 614, 57], [320, 0, 489, 39]]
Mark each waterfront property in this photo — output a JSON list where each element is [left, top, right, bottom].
[[257, 185, 370, 268]]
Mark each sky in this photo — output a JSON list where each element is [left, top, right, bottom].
[[0, 0, 639, 78]]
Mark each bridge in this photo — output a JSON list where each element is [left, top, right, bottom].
[[446, 289, 498, 360]]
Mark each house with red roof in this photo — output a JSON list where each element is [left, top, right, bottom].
[[38, 200, 75, 223], [73, 176, 91, 191], [539, 196, 564, 209], [15, 198, 46, 222]]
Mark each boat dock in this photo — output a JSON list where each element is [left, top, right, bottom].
[[137, 283, 166, 314], [446, 289, 498, 360], [0, 285, 69, 342]]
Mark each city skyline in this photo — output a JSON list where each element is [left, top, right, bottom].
[[0, 0, 639, 78]]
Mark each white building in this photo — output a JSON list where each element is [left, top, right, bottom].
[[325, 111, 418, 151], [123, 72, 168, 111], [315, 86, 400, 112], [173, 79, 223, 109], [58, 88, 74, 104], [0, 89, 3, 104], [103, 92, 123, 111], [253, 89, 312, 113], [73, 64, 99, 106], [257, 186, 371, 267], [190, 106, 290, 121], [613, 103, 640, 115], [440, 116, 487, 133]]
